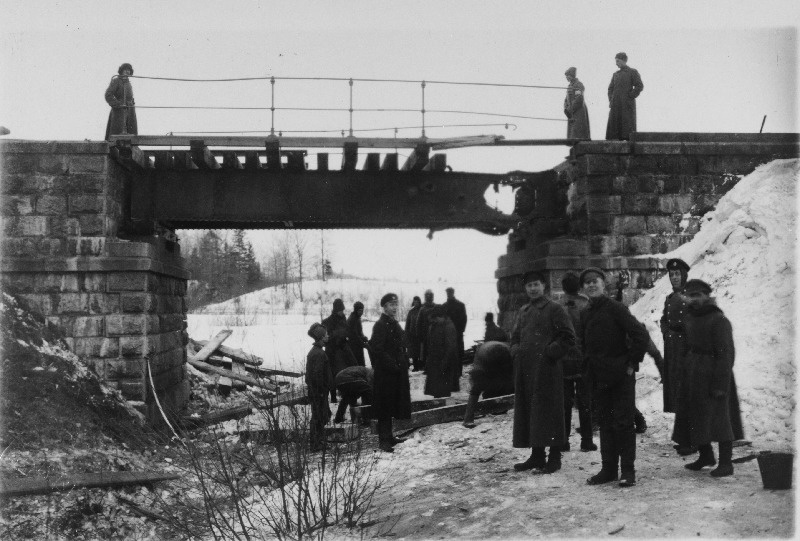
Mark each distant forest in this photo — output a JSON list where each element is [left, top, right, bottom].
[[182, 230, 334, 309]]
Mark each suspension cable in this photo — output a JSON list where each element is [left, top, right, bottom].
[[166, 122, 518, 135]]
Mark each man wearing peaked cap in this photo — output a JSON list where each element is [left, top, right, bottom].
[[564, 66, 591, 139], [672, 278, 743, 477], [369, 293, 411, 452], [323, 298, 356, 402], [661, 258, 692, 435]]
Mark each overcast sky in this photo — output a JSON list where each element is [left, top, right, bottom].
[[2, 1, 797, 281]]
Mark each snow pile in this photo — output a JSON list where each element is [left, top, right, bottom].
[[631, 159, 798, 451]]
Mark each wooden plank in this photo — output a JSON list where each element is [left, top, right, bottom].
[[0, 471, 180, 498], [188, 359, 280, 392], [355, 397, 446, 422], [189, 330, 233, 363], [401, 144, 430, 171], [182, 404, 253, 430], [392, 394, 514, 432], [190, 140, 221, 169], [191, 339, 263, 366]]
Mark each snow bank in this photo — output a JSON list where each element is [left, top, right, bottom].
[[631, 159, 798, 451]]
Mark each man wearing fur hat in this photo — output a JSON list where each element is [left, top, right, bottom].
[[323, 298, 357, 402], [672, 280, 743, 478], [661, 259, 690, 417], [105, 63, 138, 140], [369, 293, 412, 452], [605, 52, 643, 140], [306, 323, 333, 452], [511, 271, 575, 474], [580, 267, 649, 487], [347, 301, 369, 367], [564, 67, 591, 140]]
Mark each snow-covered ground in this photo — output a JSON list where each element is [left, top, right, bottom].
[[188, 277, 499, 373]]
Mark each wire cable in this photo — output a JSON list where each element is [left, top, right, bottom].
[[167, 122, 518, 135]]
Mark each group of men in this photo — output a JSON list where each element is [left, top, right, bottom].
[[564, 52, 644, 141], [507, 261, 742, 487]]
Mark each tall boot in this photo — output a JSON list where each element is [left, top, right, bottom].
[[514, 446, 546, 471], [377, 417, 394, 453], [710, 441, 733, 477], [588, 428, 619, 484], [545, 446, 562, 473], [685, 443, 716, 470]]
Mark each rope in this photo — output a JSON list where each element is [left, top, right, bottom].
[[129, 74, 567, 90], [146, 358, 184, 445]]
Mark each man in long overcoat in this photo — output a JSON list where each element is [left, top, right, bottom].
[[444, 287, 468, 371], [369, 293, 412, 452], [104, 63, 138, 140], [424, 305, 459, 398], [581, 267, 649, 487], [347, 301, 368, 367], [415, 290, 436, 371], [605, 52, 643, 140], [564, 67, 591, 140], [405, 296, 423, 371], [672, 280, 743, 478], [323, 298, 357, 401], [511, 271, 575, 474], [305, 323, 333, 452], [661, 258, 689, 416]]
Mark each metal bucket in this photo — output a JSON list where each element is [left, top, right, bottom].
[[756, 452, 793, 490]]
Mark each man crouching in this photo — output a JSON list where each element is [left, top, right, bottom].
[[511, 271, 575, 474]]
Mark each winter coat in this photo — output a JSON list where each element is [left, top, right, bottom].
[[305, 344, 332, 424], [484, 321, 509, 343], [660, 290, 688, 413], [369, 314, 412, 420], [672, 303, 744, 446], [470, 341, 514, 398], [557, 293, 589, 379], [346, 312, 368, 367], [605, 65, 643, 140], [404, 305, 422, 358], [104, 76, 138, 140], [510, 296, 575, 448], [564, 78, 591, 139], [424, 316, 460, 397], [445, 297, 467, 377], [335, 365, 374, 391], [323, 312, 357, 375], [580, 295, 649, 387], [416, 301, 436, 362]]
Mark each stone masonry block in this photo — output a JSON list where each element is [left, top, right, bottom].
[[71, 316, 106, 337], [118, 381, 145, 401], [161, 295, 183, 313], [638, 175, 665, 193], [646, 216, 678, 234], [19, 173, 59, 193], [48, 217, 80, 236], [83, 358, 107, 380], [107, 242, 155, 258], [589, 235, 624, 255], [34, 274, 80, 293], [55, 293, 90, 314], [612, 176, 638, 194], [159, 314, 183, 333], [35, 195, 68, 215], [18, 294, 53, 315], [106, 314, 148, 336], [120, 336, 145, 357], [77, 215, 109, 236], [69, 194, 104, 215], [4, 216, 49, 236], [105, 359, 144, 380], [622, 194, 659, 214], [72, 337, 119, 358], [121, 293, 158, 313], [69, 155, 108, 174], [88, 293, 120, 314], [145, 334, 163, 355], [162, 331, 184, 352], [2, 195, 35, 216], [38, 238, 65, 257], [108, 273, 148, 292], [1, 173, 23, 193], [64, 173, 106, 194], [82, 274, 107, 292], [586, 195, 621, 213], [1, 274, 35, 293], [583, 155, 619, 175], [612, 215, 647, 235], [77, 237, 106, 256], [2, 238, 37, 257], [149, 348, 186, 376], [662, 175, 684, 193], [586, 175, 614, 194], [625, 235, 655, 255], [658, 194, 694, 214], [588, 213, 614, 234]]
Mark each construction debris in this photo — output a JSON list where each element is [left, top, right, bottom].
[[0, 471, 180, 498]]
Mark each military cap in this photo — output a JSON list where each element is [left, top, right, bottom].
[[666, 258, 690, 273], [522, 270, 547, 285], [118, 63, 134, 75], [380, 293, 398, 307], [580, 267, 606, 284], [682, 279, 712, 295], [445, 287, 455, 293], [307, 322, 326, 341]]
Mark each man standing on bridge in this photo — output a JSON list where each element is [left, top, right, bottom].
[[105, 63, 138, 140], [564, 67, 590, 140], [606, 52, 644, 141]]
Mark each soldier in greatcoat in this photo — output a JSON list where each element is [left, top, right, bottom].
[[444, 287, 468, 376], [405, 296, 423, 371], [424, 305, 459, 398], [672, 280, 743, 478], [580, 267, 649, 487], [605, 52, 644, 140], [305, 323, 333, 452], [661, 258, 690, 414], [415, 290, 436, 372], [564, 67, 591, 140], [323, 298, 357, 401], [347, 301, 369, 367], [511, 271, 575, 474], [369, 293, 412, 452], [104, 63, 138, 140]]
